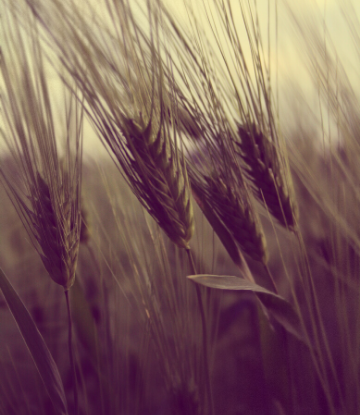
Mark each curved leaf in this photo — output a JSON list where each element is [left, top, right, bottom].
[[0, 267, 68, 415], [188, 274, 313, 349]]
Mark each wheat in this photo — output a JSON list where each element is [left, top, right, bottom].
[[2, 0, 360, 414], [31, 172, 80, 289], [36, 0, 196, 249], [119, 114, 194, 249], [191, 168, 268, 264], [236, 123, 298, 230], [0, 9, 83, 290]]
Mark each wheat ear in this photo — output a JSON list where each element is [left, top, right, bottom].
[[121, 112, 194, 249], [236, 123, 298, 230], [31, 172, 80, 290], [1, 8, 83, 291], [192, 169, 268, 264]]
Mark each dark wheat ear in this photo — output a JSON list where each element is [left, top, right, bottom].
[[38, 0, 196, 250], [31, 172, 80, 290], [236, 123, 298, 230], [191, 169, 268, 264], [1, 9, 83, 291], [121, 111, 194, 249]]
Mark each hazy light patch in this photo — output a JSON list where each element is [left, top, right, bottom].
[[160, 0, 360, 112], [2, 0, 360, 156]]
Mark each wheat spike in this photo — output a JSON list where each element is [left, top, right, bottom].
[[195, 169, 268, 264], [36, 0, 196, 249], [236, 123, 298, 230], [1, 9, 83, 290], [30, 172, 80, 290], [121, 112, 194, 249]]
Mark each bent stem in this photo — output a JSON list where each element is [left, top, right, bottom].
[[65, 288, 79, 415], [186, 248, 214, 415], [264, 264, 279, 294]]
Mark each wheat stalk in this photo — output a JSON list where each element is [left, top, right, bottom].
[[0, 10, 83, 291]]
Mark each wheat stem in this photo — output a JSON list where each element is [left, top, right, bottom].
[[186, 248, 214, 415], [65, 289, 78, 415], [294, 231, 342, 413], [264, 264, 278, 294]]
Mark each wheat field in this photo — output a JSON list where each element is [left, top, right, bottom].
[[1, 1, 360, 414]]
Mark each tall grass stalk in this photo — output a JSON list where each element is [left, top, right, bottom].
[[1, 7, 83, 413]]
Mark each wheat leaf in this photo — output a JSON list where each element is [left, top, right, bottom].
[[0, 267, 68, 415], [188, 274, 310, 348]]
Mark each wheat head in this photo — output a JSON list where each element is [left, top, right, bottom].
[[121, 112, 194, 249], [31, 172, 80, 289], [236, 123, 299, 230], [39, 0, 196, 250], [191, 168, 268, 264], [1, 9, 83, 290]]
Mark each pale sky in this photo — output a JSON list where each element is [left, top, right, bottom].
[[2, 0, 360, 157]]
